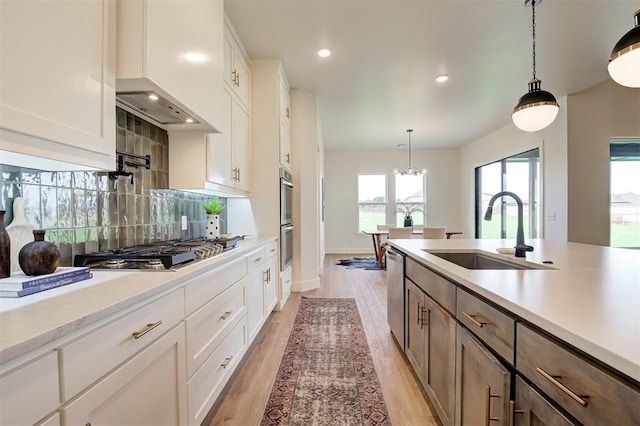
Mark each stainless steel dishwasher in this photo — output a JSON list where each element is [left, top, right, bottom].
[[386, 247, 405, 350]]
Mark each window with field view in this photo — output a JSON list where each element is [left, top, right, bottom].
[[358, 174, 386, 232], [610, 140, 640, 248], [475, 149, 540, 239], [395, 174, 425, 227]]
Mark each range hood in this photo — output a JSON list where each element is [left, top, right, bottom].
[[116, 91, 200, 126]]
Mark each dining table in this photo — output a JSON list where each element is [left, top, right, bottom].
[[363, 229, 463, 268]]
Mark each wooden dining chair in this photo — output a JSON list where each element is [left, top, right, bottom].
[[422, 226, 447, 239], [376, 224, 395, 231]]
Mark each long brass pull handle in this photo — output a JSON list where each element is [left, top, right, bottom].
[[286, 153, 290, 163], [285, 107, 290, 119], [255, 257, 263, 262], [462, 311, 487, 328], [417, 302, 421, 326], [263, 270, 269, 283], [536, 367, 589, 407], [220, 311, 232, 320], [132, 320, 162, 339], [508, 400, 524, 426], [485, 385, 501, 425], [421, 307, 429, 326], [236, 167, 241, 182], [220, 356, 233, 369]]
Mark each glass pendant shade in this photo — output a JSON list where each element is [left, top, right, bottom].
[[608, 9, 640, 88], [512, 79, 559, 132]]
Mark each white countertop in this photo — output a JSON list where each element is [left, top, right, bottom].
[[0, 237, 276, 365], [388, 238, 640, 383]]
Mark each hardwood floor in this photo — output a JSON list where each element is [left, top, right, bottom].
[[205, 254, 439, 425]]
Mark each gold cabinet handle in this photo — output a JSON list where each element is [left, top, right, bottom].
[[421, 307, 428, 327], [285, 107, 290, 119], [286, 153, 290, 164], [508, 400, 525, 426], [485, 385, 501, 425], [132, 320, 162, 339], [220, 356, 233, 369], [536, 367, 589, 407], [236, 167, 241, 182], [220, 311, 232, 320], [462, 311, 487, 328], [417, 302, 422, 326]]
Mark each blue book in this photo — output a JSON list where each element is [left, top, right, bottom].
[[0, 272, 93, 298], [0, 267, 91, 290]]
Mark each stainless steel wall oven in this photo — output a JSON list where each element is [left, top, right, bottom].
[[280, 168, 293, 270]]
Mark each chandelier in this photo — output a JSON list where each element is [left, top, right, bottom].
[[394, 129, 425, 176]]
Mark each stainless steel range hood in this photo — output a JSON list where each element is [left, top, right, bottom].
[[116, 91, 200, 126]]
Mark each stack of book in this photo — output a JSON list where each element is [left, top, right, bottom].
[[0, 267, 93, 298]]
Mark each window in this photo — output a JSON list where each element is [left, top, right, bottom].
[[395, 174, 425, 226], [358, 174, 386, 232], [610, 140, 640, 248], [475, 149, 540, 239]]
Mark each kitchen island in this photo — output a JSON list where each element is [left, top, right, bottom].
[[0, 236, 279, 425], [388, 238, 639, 425]]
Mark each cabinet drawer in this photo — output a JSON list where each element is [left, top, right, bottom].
[[246, 247, 266, 272], [0, 352, 59, 425], [516, 323, 640, 425], [457, 289, 515, 365], [185, 278, 247, 378], [185, 255, 246, 314], [265, 240, 278, 259], [406, 258, 456, 314], [59, 288, 185, 400], [187, 317, 247, 425]]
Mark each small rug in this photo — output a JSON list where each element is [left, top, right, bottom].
[[336, 257, 384, 270], [261, 297, 391, 426]]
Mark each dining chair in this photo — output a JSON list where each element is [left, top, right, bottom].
[[422, 226, 447, 239], [376, 224, 395, 231], [388, 227, 412, 239]]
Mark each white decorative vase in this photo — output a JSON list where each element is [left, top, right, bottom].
[[205, 214, 220, 239]]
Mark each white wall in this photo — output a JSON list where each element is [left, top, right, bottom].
[[459, 96, 569, 241], [324, 148, 460, 254]]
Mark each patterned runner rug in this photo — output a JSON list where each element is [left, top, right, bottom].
[[261, 297, 391, 425]]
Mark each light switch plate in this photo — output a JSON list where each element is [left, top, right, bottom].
[[181, 215, 188, 230]]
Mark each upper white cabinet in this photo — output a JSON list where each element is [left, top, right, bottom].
[[279, 76, 292, 170], [169, 15, 251, 196], [0, 0, 116, 170], [116, 0, 223, 132]]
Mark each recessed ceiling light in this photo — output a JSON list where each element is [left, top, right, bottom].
[[435, 74, 449, 83], [318, 48, 331, 58], [185, 118, 194, 123], [148, 94, 159, 101]]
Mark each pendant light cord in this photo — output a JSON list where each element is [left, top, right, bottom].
[[531, 0, 537, 80]]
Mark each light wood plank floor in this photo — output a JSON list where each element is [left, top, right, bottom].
[[205, 254, 439, 426]]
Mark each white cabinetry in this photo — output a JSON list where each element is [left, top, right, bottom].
[[246, 247, 267, 343], [116, 0, 223, 131], [60, 324, 187, 425], [169, 16, 250, 196], [264, 241, 279, 315], [0, 0, 116, 170], [0, 352, 59, 425], [278, 265, 293, 311], [279, 76, 292, 170]]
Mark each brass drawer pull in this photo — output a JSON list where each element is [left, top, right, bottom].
[[485, 385, 501, 425], [220, 356, 233, 369], [536, 367, 589, 407], [220, 311, 232, 320], [132, 320, 162, 339], [421, 307, 429, 326], [417, 302, 422, 326], [462, 311, 487, 328]]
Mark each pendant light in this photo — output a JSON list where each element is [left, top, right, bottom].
[[608, 9, 640, 88], [512, 0, 559, 132], [394, 129, 425, 176]]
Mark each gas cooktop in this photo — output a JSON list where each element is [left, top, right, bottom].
[[74, 236, 242, 271]]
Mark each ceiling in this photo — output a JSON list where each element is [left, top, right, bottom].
[[224, 0, 638, 150]]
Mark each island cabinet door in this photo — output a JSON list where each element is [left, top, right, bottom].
[[405, 280, 426, 382], [455, 325, 511, 426], [513, 376, 577, 425], [424, 296, 456, 426]]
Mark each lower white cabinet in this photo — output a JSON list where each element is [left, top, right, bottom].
[[264, 242, 279, 315], [0, 352, 59, 425], [60, 323, 188, 425], [277, 265, 292, 311]]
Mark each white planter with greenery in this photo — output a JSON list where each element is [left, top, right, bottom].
[[203, 197, 226, 240]]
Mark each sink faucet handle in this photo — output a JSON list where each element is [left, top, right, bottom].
[[514, 244, 534, 258]]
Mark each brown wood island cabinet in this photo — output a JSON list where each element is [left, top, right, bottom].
[[402, 257, 640, 426]]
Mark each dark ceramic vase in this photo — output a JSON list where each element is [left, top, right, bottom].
[[403, 215, 413, 228], [0, 210, 9, 278], [19, 230, 60, 276]]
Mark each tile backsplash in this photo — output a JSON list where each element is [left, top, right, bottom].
[[0, 107, 226, 266]]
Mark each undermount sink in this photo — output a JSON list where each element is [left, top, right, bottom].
[[424, 250, 551, 270]]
